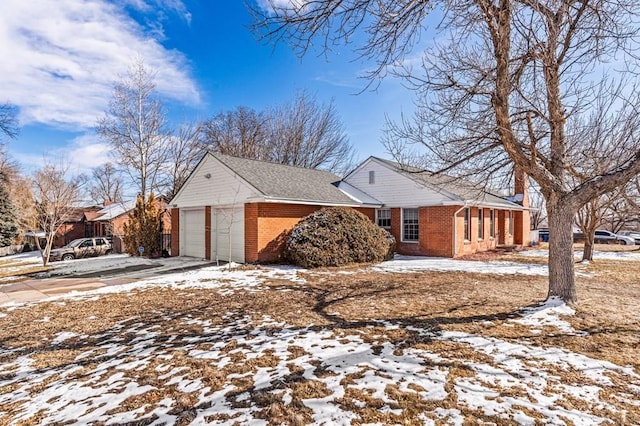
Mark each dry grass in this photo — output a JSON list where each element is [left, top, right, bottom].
[[0, 254, 639, 424]]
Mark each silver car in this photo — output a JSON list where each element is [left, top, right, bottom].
[[49, 237, 113, 261], [619, 231, 640, 245]]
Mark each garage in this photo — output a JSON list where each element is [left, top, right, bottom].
[[211, 207, 244, 263], [181, 208, 205, 258]]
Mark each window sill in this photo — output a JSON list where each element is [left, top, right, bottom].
[[401, 240, 419, 244]]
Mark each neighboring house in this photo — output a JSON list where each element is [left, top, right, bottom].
[[87, 199, 172, 254], [170, 153, 531, 263], [87, 201, 136, 253], [53, 206, 103, 248]]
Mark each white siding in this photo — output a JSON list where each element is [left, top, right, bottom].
[[344, 158, 455, 207], [211, 207, 244, 263], [181, 208, 205, 258], [171, 154, 259, 208]]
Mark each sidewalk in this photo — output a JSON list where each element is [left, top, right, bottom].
[[0, 256, 216, 305], [0, 277, 123, 304]]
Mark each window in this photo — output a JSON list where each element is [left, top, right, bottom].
[[489, 209, 495, 238], [478, 208, 484, 239], [376, 209, 391, 228], [369, 170, 375, 184], [402, 208, 419, 242], [463, 208, 471, 241]]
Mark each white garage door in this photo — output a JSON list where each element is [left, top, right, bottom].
[[182, 208, 205, 258], [212, 207, 244, 263]]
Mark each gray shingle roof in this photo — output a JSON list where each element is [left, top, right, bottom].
[[212, 153, 367, 205], [372, 157, 523, 208]]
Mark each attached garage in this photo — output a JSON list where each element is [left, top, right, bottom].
[[211, 207, 244, 263], [181, 208, 205, 258], [169, 153, 382, 263]]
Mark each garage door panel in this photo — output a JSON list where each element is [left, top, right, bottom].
[[182, 209, 205, 258], [212, 207, 244, 263]]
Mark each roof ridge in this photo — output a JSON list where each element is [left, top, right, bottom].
[[211, 151, 341, 178]]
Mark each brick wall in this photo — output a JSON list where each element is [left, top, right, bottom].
[[424, 206, 457, 257], [245, 203, 376, 263], [170, 208, 180, 256]]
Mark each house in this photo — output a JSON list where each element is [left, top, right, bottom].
[[170, 152, 530, 263], [169, 153, 381, 263], [342, 157, 530, 258], [53, 206, 103, 247], [87, 199, 172, 254]]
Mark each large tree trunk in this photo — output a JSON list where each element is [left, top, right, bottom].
[[546, 198, 578, 304], [582, 237, 594, 262]]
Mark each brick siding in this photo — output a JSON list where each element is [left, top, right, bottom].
[[170, 208, 180, 256], [245, 203, 376, 263]]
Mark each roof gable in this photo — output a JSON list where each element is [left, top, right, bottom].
[[355, 156, 523, 209]]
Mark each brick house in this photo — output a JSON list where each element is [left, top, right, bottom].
[[170, 153, 530, 263], [169, 153, 381, 263], [52, 206, 103, 248], [343, 157, 531, 258], [87, 199, 172, 254]]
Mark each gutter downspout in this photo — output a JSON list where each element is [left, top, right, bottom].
[[452, 203, 468, 258]]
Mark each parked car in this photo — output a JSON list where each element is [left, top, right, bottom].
[[49, 237, 113, 261], [619, 231, 640, 245], [577, 230, 635, 245]]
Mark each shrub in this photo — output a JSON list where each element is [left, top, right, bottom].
[[285, 207, 395, 268]]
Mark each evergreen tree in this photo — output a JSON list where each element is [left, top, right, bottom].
[[0, 179, 19, 247], [123, 193, 162, 256]]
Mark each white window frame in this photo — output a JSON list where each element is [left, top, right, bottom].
[[376, 208, 391, 229], [369, 170, 375, 184], [402, 208, 419, 242], [478, 208, 484, 240]]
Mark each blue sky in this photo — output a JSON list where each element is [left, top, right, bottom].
[[0, 0, 415, 175]]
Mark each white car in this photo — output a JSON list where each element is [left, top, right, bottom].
[[619, 231, 640, 245], [592, 230, 635, 245]]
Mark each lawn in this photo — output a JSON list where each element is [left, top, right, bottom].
[[0, 250, 639, 425]]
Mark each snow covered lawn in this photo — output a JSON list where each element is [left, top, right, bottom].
[[0, 255, 639, 424]]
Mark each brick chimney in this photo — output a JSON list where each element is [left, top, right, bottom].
[[513, 165, 531, 245], [514, 166, 529, 208]]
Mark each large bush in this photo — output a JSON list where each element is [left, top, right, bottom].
[[123, 193, 162, 257], [285, 207, 395, 268]]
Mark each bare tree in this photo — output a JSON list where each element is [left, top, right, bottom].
[[601, 180, 640, 232], [529, 184, 546, 231], [97, 59, 170, 200], [254, 1, 640, 303], [201, 91, 355, 175], [268, 91, 355, 174], [165, 121, 204, 200], [32, 161, 83, 266], [0, 103, 18, 141], [88, 162, 124, 205], [202, 107, 270, 159]]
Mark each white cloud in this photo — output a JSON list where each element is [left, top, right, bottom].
[[0, 0, 200, 130], [11, 133, 111, 175], [257, 0, 307, 13]]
